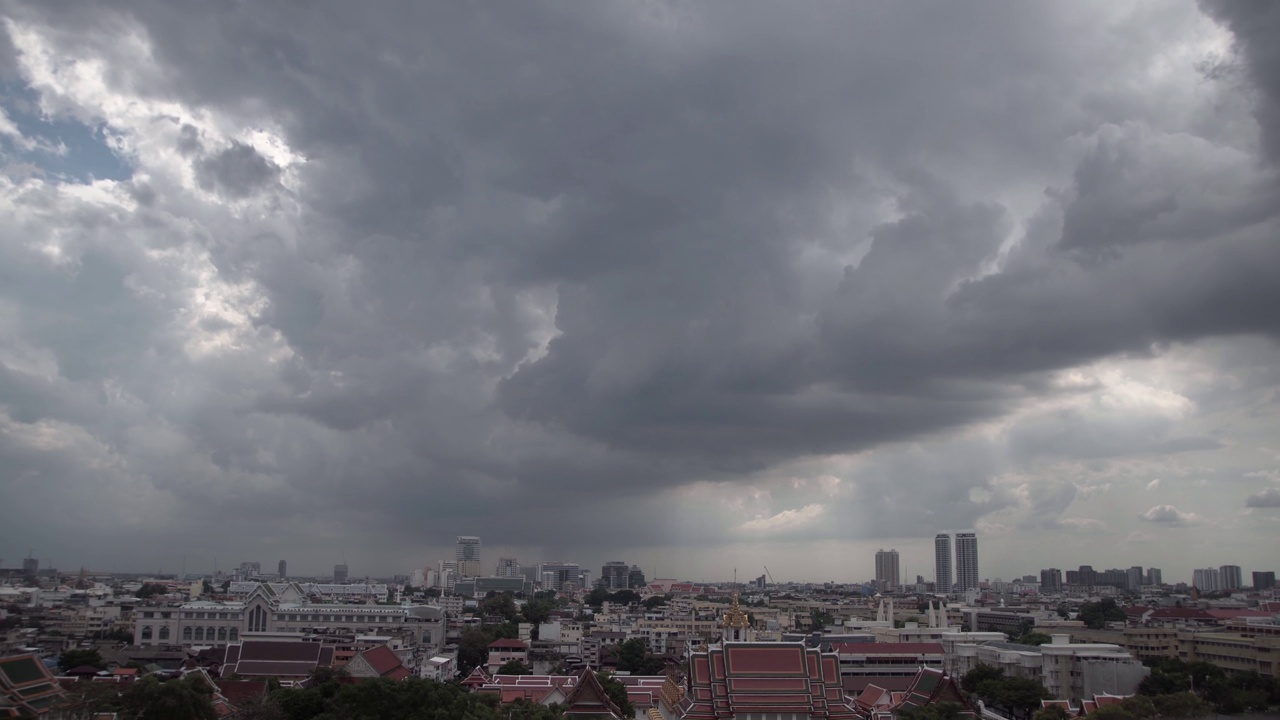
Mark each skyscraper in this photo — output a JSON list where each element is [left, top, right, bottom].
[[602, 561, 630, 590], [495, 557, 521, 578], [934, 533, 952, 593], [1253, 571, 1276, 590], [1192, 567, 1220, 592], [1146, 568, 1162, 586], [1219, 565, 1243, 592], [875, 549, 900, 591], [456, 536, 482, 578], [278, 560, 287, 579], [1040, 568, 1063, 593], [333, 563, 348, 583], [1127, 566, 1143, 590], [954, 532, 979, 592]]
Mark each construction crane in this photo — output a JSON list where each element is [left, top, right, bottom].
[[763, 565, 776, 587]]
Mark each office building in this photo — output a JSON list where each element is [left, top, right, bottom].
[[628, 565, 646, 589], [1146, 568, 1162, 586], [456, 536, 482, 578], [934, 534, 953, 593], [1040, 568, 1063, 593], [954, 532, 979, 592], [538, 561, 580, 592], [1219, 565, 1243, 592], [333, 564, 348, 583], [278, 560, 287, 579], [875, 549, 901, 591], [1192, 568, 1220, 592], [495, 557, 521, 578], [601, 561, 630, 590], [1253, 571, 1276, 590], [1127, 566, 1143, 590]]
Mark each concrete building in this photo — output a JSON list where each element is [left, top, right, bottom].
[[538, 562, 580, 592], [875, 549, 901, 592], [332, 564, 348, 583], [1219, 565, 1243, 592], [1040, 569, 1063, 593], [954, 532, 979, 593], [495, 557, 521, 578], [277, 560, 287, 580], [1192, 568, 1220, 593], [456, 536, 482, 579], [1127, 566, 1143, 590], [1254, 571, 1276, 590], [1146, 568, 1162, 586], [1041, 635, 1150, 703], [934, 534, 953, 594], [601, 561, 630, 590], [1176, 630, 1280, 677]]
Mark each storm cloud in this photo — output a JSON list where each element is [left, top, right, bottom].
[[0, 0, 1278, 582]]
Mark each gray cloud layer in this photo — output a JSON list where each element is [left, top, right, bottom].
[[1, 0, 1278, 580]]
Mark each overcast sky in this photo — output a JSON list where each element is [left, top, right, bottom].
[[1, 1, 1278, 585]]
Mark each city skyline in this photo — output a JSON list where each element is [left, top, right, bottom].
[[2, 1, 1279, 579]]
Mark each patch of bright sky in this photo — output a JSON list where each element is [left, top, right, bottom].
[[0, 81, 131, 182]]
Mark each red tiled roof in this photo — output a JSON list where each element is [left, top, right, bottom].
[[216, 680, 269, 707], [360, 645, 404, 676], [487, 639, 529, 649]]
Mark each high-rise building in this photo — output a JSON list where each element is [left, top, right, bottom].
[[333, 563, 349, 583], [601, 561, 630, 590], [1040, 568, 1063, 593], [1127, 566, 1143, 590], [1192, 568, 1220, 592], [238, 561, 261, 580], [629, 565, 646, 589], [538, 561, 580, 592], [456, 536, 482, 578], [875, 549, 900, 591], [278, 560, 287, 579], [1077, 565, 1097, 588], [495, 557, 521, 578], [934, 534, 953, 593], [1146, 568, 1162, 586], [954, 532, 979, 592], [1219, 565, 1243, 592], [1253, 571, 1276, 590]]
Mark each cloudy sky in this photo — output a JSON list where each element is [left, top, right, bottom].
[[1, 1, 1278, 585]]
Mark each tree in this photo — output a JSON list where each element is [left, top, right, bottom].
[[809, 610, 834, 631], [608, 589, 640, 605], [1150, 692, 1209, 718], [584, 588, 610, 608], [202, 579, 215, 596], [1015, 631, 1052, 646], [642, 595, 668, 610], [504, 699, 565, 719], [1032, 706, 1071, 720], [1085, 705, 1135, 720], [60, 679, 124, 720], [119, 676, 218, 720], [521, 598, 556, 625], [136, 583, 169, 599], [989, 677, 1052, 720], [596, 673, 634, 719], [59, 648, 105, 672], [497, 660, 533, 675], [1077, 598, 1125, 629], [457, 627, 498, 677], [961, 664, 1005, 694]]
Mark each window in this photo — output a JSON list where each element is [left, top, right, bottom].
[[159, 626, 170, 640], [229, 627, 239, 640], [184, 627, 193, 640], [195, 627, 204, 641], [141, 626, 153, 640], [207, 627, 215, 641], [217, 627, 226, 641]]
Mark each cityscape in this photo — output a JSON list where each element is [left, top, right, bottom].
[[1, 532, 1277, 718], [3, 0, 1280, 719]]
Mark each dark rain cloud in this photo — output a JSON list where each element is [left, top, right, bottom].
[[1, 1, 1278, 575]]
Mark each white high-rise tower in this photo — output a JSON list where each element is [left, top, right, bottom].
[[934, 533, 953, 593]]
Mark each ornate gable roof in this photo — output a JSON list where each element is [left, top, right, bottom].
[[562, 669, 623, 718], [0, 654, 66, 717]]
